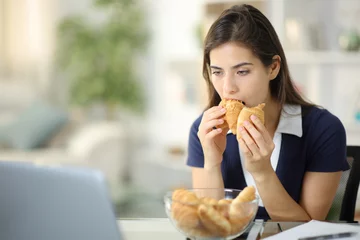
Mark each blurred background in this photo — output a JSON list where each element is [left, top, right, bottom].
[[0, 0, 359, 219]]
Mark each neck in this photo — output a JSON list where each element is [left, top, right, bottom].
[[264, 97, 281, 133]]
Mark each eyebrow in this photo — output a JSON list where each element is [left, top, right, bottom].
[[210, 62, 253, 70]]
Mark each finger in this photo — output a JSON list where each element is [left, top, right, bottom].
[[243, 120, 267, 150], [204, 106, 222, 116], [238, 126, 260, 158], [219, 126, 230, 137], [204, 106, 221, 114], [204, 106, 226, 121], [203, 119, 225, 134], [205, 128, 223, 141], [238, 137, 252, 157], [250, 115, 272, 144]]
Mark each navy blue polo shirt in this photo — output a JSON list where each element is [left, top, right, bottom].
[[186, 105, 350, 220]]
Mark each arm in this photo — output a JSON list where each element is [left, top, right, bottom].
[[239, 113, 347, 221], [187, 107, 228, 198], [192, 166, 224, 189], [238, 117, 310, 220], [299, 111, 348, 220], [300, 171, 342, 220], [253, 169, 341, 221], [253, 169, 311, 221]]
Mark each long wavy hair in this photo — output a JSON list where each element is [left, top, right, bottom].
[[202, 4, 314, 110]]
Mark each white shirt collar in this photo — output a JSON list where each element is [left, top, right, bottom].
[[277, 104, 302, 137], [227, 104, 303, 137]]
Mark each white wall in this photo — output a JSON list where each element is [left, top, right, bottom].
[[144, 0, 206, 150], [1, 0, 358, 149], [0, 0, 3, 74]]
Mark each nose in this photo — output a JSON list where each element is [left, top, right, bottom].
[[223, 75, 239, 96]]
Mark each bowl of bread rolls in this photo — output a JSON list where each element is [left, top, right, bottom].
[[164, 186, 259, 240]]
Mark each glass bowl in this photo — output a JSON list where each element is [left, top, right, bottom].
[[164, 187, 259, 240]]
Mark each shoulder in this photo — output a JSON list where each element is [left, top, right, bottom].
[[302, 106, 345, 138], [302, 106, 349, 171], [187, 114, 205, 167]]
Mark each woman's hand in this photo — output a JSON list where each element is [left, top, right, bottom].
[[238, 114, 275, 178], [198, 106, 229, 170]]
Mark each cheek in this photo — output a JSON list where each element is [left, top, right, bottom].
[[212, 79, 224, 96], [251, 71, 270, 92], [244, 72, 270, 104]]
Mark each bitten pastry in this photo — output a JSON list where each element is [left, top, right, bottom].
[[236, 103, 265, 140], [217, 99, 244, 134], [216, 99, 228, 130]]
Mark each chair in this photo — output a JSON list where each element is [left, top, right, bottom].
[[327, 146, 360, 222]]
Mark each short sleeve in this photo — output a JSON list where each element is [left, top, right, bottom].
[[306, 110, 349, 172], [186, 115, 205, 168]]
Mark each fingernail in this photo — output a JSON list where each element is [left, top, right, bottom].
[[251, 115, 257, 121], [244, 121, 250, 126], [218, 119, 224, 123], [221, 108, 226, 113], [239, 126, 245, 132]]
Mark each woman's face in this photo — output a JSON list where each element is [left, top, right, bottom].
[[209, 42, 279, 107]]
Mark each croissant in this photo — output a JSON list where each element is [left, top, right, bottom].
[[236, 103, 265, 140], [172, 202, 200, 229], [171, 189, 201, 229], [233, 186, 256, 204], [217, 99, 244, 134], [170, 186, 256, 238], [229, 186, 256, 220], [200, 197, 218, 206], [216, 99, 228, 130], [198, 204, 232, 237], [172, 189, 200, 205], [217, 199, 232, 218], [230, 212, 253, 235]]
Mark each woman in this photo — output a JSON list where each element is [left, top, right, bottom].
[[186, 4, 349, 221]]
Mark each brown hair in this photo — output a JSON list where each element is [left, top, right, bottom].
[[203, 4, 313, 110]]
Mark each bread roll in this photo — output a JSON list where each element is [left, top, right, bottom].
[[236, 103, 265, 140], [198, 204, 232, 237], [170, 187, 257, 238], [217, 99, 244, 134], [229, 186, 256, 219], [171, 189, 201, 229]]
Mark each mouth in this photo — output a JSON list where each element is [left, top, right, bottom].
[[223, 98, 246, 106]]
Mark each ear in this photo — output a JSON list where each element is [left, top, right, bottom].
[[268, 55, 281, 80]]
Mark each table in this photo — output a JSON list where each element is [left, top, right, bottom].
[[117, 218, 309, 240]]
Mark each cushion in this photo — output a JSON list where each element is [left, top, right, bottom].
[[0, 100, 68, 150]]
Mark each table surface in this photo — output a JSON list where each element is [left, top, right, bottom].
[[117, 218, 310, 240]]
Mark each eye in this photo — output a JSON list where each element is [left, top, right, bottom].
[[212, 71, 222, 76], [237, 70, 249, 76]]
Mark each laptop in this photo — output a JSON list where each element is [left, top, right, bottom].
[[0, 161, 123, 240]]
